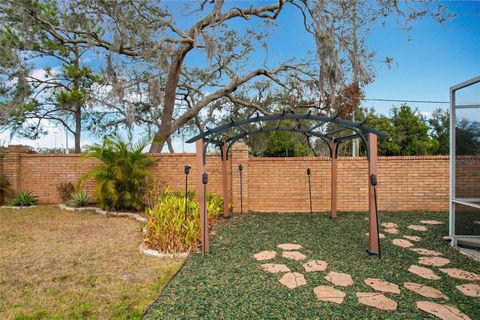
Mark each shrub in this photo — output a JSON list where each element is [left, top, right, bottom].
[[69, 190, 89, 207], [10, 191, 38, 207], [145, 188, 223, 253], [56, 182, 75, 203], [81, 135, 155, 211]]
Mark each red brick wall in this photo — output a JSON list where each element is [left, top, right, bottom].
[[247, 156, 449, 212], [0, 144, 451, 212]]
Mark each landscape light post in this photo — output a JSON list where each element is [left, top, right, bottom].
[[184, 165, 191, 220], [239, 164, 243, 214], [307, 168, 313, 214]]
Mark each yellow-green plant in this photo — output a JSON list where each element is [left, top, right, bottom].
[[145, 188, 200, 253], [145, 187, 224, 253], [206, 192, 224, 226]]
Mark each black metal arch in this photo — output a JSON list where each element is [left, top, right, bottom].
[[186, 111, 387, 161]]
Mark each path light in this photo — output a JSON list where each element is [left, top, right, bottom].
[[307, 168, 312, 214], [239, 164, 243, 214], [184, 165, 191, 220]]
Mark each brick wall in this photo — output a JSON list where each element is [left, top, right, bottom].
[[0, 144, 455, 212]]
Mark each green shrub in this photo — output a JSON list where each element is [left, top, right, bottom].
[[81, 135, 155, 211], [145, 188, 223, 253], [69, 190, 89, 207], [56, 182, 75, 203], [10, 191, 38, 207]]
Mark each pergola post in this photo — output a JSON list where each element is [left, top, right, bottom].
[[221, 142, 230, 218], [195, 139, 209, 254], [367, 133, 380, 255], [331, 139, 337, 219]]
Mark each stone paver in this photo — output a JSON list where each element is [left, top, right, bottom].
[[408, 225, 428, 231], [277, 243, 302, 250], [404, 282, 447, 299], [384, 228, 399, 234], [324, 271, 354, 287], [439, 268, 480, 281], [356, 292, 397, 312], [417, 301, 471, 320], [392, 239, 415, 248], [313, 286, 346, 304], [254, 251, 276, 261], [420, 220, 444, 225], [303, 260, 328, 272], [456, 284, 480, 297], [408, 265, 441, 280], [410, 248, 443, 256], [282, 251, 306, 261], [418, 256, 450, 267], [261, 263, 290, 273], [278, 272, 307, 289], [403, 235, 422, 242], [364, 278, 400, 294], [381, 222, 398, 228], [365, 232, 385, 239]]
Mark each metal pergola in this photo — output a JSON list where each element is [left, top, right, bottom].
[[186, 111, 387, 256], [450, 76, 480, 251]]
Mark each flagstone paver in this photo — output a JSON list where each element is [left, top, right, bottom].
[[416, 301, 471, 320], [324, 271, 354, 287], [410, 248, 443, 256], [356, 292, 397, 312], [303, 260, 328, 272], [282, 251, 306, 261], [420, 220, 444, 225], [408, 265, 441, 280], [439, 268, 480, 281], [254, 251, 276, 261], [408, 225, 428, 231], [384, 228, 399, 234], [277, 243, 302, 250], [313, 286, 346, 304], [381, 222, 398, 228], [392, 239, 415, 248], [261, 264, 290, 273], [278, 272, 307, 289], [456, 284, 480, 297], [404, 282, 447, 299], [418, 256, 450, 267], [403, 235, 422, 242], [364, 278, 400, 294], [365, 232, 385, 239]]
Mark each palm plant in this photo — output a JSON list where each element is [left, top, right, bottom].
[[81, 135, 155, 211]]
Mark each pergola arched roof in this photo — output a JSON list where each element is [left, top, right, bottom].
[[186, 111, 387, 158]]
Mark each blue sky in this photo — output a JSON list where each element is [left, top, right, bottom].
[[2, 0, 480, 151]]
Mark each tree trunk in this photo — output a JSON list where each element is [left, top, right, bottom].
[[149, 43, 193, 153], [74, 105, 81, 153]]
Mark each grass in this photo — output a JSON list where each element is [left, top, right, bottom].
[[145, 211, 480, 319], [0, 206, 184, 320]]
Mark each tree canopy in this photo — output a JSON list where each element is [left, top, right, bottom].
[[0, 0, 453, 153]]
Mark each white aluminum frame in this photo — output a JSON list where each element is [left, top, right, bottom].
[[450, 76, 480, 248]]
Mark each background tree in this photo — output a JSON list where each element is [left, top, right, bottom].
[[1, 0, 451, 152], [0, 0, 101, 152], [429, 108, 449, 155]]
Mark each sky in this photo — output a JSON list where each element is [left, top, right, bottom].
[[2, 0, 480, 152]]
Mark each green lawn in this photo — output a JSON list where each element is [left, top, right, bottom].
[[145, 211, 480, 320]]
